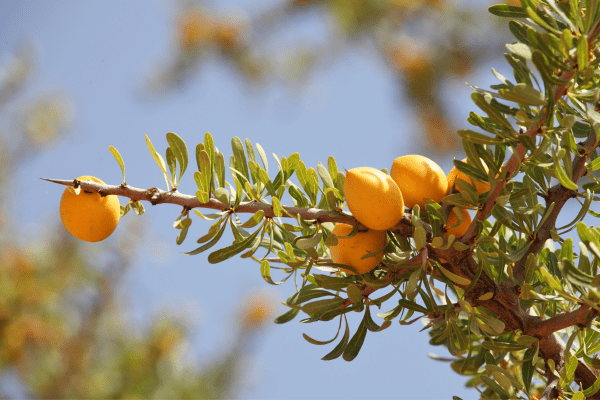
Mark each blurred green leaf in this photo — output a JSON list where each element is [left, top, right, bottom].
[[489, 4, 528, 18]]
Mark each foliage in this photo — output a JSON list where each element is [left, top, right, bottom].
[[53, 1, 600, 398]]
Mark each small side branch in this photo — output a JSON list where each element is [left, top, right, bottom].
[[42, 178, 418, 236], [527, 304, 598, 338]]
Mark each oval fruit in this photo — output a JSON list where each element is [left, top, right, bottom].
[[447, 158, 490, 196], [446, 207, 472, 238], [344, 167, 405, 230], [390, 155, 447, 210], [60, 176, 121, 242], [329, 223, 387, 275]]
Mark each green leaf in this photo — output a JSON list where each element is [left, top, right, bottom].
[[559, 355, 578, 387], [302, 298, 344, 316], [166, 146, 177, 184], [287, 287, 334, 306], [342, 317, 368, 362], [498, 83, 547, 106], [347, 284, 363, 304], [240, 210, 265, 228], [436, 263, 471, 286], [489, 4, 528, 18], [414, 225, 426, 249], [108, 146, 126, 182], [231, 137, 250, 183], [562, 258, 593, 287], [175, 216, 192, 245], [481, 340, 528, 352], [457, 129, 506, 145], [479, 376, 508, 397], [328, 156, 338, 186], [522, 354, 535, 392], [145, 134, 173, 188], [578, 36, 589, 70], [553, 149, 578, 190], [208, 227, 262, 263], [322, 318, 350, 361], [183, 218, 227, 255], [214, 151, 226, 188], [274, 308, 299, 324], [397, 299, 429, 314], [261, 260, 292, 285], [166, 132, 189, 184], [317, 162, 334, 189]]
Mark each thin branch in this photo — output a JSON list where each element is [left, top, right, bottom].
[[42, 178, 421, 237]]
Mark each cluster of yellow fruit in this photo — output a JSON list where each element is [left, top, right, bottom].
[[60, 176, 120, 243], [331, 155, 489, 275]]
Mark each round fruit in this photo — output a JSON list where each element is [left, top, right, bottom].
[[329, 223, 387, 275], [447, 158, 490, 196], [60, 176, 120, 242], [390, 155, 448, 210], [344, 167, 405, 231], [446, 207, 472, 238]]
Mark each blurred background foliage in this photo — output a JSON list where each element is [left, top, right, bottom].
[[0, 0, 513, 398]]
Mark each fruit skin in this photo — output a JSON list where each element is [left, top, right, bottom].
[[447, 158, 490, 196], [446, 207, 471, 238], [344, 167, 405, 231], [60, 176, 120, 242], [390, 155, 448, 210], [329, 223, 387, 275]]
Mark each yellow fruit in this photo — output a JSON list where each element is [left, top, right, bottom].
[[344, 167, 405, 230], [329, 223, 387, 275], [446, 208, 471, 238], [60, 176, 120, 242], [390, 155, 447, 210], [447, 158, 490, 196]]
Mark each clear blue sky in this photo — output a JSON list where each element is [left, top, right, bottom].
[[2, 1, 583, 399]]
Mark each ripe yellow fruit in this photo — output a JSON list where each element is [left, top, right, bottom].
[[446, 208, 472, 238], [60, 176, 120, 242], [447, 158, 490, 196], [344, 167, 405, 231], [390, 155, 448, 210], [329, 223, 387, 275]]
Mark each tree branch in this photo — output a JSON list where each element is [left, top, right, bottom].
[[43, 178, 423, 238], [527, 304, 598, 338]]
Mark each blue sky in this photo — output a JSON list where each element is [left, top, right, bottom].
[[2, 1, 584, 398]]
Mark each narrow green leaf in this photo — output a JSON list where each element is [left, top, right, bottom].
[[498, 83, 547, 106], [261, 260, 292, 285], [479, 376, 508, 397], [207, 226, 262, 264], [436, 263, 471, 286], [274, 308, 299, 324], [489, 4, 528, 18], [145, 134, 172, 188], [302, 298, 345, 316], [166, 147, 177, 184], [578, 36, 589, 70], [322, 318, 350, 361], [342, 317, 368, 361], [108, 146, 126, 182], [317, 162, 334, 189], [183, 218, 227, 255], [457, 129, 506, 145], [240, 210, 265, 229], [166, 132, 189, 184], [231, 136, 250, 182], [397, 299, 429, 314], [553, 150, 578, 190]]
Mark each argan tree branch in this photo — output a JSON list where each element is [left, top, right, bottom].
[[43, 178, 424, 239], [527, 304, 598, 338]]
